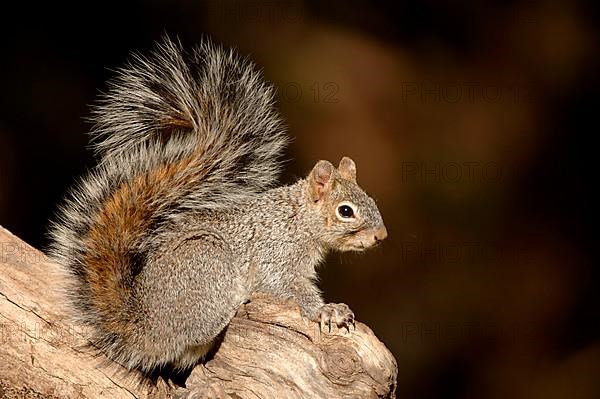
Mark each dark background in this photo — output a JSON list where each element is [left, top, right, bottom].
[[1, 1, 598, 397]]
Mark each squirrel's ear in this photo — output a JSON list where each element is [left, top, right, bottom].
[[338, 156, 356, 182], [308, 160, 335, 202]]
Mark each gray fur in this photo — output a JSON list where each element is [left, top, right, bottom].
[[47, 37, 386, 374]]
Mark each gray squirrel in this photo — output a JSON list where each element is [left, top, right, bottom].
[[48, 37, 387, 375]]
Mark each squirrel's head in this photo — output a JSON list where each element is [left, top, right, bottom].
[[306, 157, 387, 252]]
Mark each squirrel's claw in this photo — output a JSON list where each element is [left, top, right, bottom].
[[318, 303, 355, 334]]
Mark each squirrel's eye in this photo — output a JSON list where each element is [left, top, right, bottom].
[[337, 205, 354, 218]]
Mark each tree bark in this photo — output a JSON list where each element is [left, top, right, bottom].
[[0, 225, 397, 398]]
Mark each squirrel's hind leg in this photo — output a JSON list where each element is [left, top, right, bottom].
[[135, 233, 248, 372]]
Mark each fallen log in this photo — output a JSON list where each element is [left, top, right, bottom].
[[0, 225, 397, 398]]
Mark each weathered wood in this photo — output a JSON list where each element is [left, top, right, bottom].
[[0, 225, 397, 398]]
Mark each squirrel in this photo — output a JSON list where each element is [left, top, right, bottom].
[[48, 37, 388, 375]]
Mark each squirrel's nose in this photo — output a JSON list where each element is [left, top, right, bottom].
[[374, 224, 388, 242]]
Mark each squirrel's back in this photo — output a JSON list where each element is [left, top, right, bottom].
[[48, 37, 287, 371]]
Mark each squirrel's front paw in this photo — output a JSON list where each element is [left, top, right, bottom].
[[317, 303, 355, 333]]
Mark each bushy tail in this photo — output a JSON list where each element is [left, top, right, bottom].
[[93, 36, 286, 195], [48, 37, 287, 369]]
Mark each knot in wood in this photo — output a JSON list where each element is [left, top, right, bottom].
[[319, 342, 362, 384]]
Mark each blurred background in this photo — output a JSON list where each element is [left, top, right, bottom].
[[1, 1, 598, 397]]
